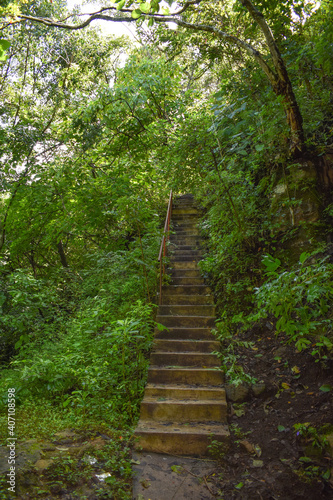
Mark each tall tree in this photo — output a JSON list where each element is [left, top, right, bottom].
[[13, 0, 313, 155]]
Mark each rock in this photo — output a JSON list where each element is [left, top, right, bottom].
[[225, 383, 250, 402], [34, 459, 54, 470], [252, 382, 266, 397], [274, 346, 287, 358], [239, 440, 255, 454]]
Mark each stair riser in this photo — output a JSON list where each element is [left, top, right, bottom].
[[152, 340, 220, 352], [171, 278, 205, 285], [156, 316, 215, 328], [169, 237, 201, 246], [169, 245, 197, 251], [154, 328, 215, 340], [162, 285, 211, 295], [168, 269, 202, 278], [159, 305, 215, 316], [150, 352, 219, 367], [171, 261, 199, 270], [140, 402, 227, 422], [148, 368, 224, 385], [170, 256, 200, 262], [170, 251, 202, 258], [134, 432, 228, 456], [172, 209, 199, 215], [172, 224, 198, 231], [161, 295, 213, 305], [173, 229, 199, 236], [145, 387, 225, 399], [172, 213, 200, 219]]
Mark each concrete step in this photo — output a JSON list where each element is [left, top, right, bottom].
[[172, 208, 199, 215], [169, 242, 201, 250], [170, 277, 205, 285], [150, 351, 219, 367], [168, 269, 202, 278], [169, 241, 200, 253], [159, 304, 215, 316], [173, 229, 199, 236], [162, 284, 210, 295], [172, 221, 198, 228], [154, 327, 216, 340], [171, 249, 201, 256], [144, 384, 225, 400], [171, 261, 199, 270], [152, 339, 220, 352], [156, 315, 216, 328], [135, 421, 229, 456], [147, 367, 224, 385], [161, 294, 213, 305], [170, 235, 201, 244], [140, 398, 227, 422], [170, 255, 200, 262]]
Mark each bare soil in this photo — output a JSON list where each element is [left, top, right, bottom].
[[207, 326, 333, 499]]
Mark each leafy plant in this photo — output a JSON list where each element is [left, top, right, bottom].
[[212, 314, 257, 386], [249, 253, 333, 354]]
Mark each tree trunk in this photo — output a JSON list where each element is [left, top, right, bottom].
[[57, 240, 69, 268], [239, 0, 305, 156], [273, 77, 305, 156]]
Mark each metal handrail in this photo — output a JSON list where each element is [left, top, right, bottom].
[[158, 190, 173, 305]]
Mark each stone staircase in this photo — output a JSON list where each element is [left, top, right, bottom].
[[135, 194, 229, 456]]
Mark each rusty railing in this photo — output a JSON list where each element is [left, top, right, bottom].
[[158, 190, 173, 305]]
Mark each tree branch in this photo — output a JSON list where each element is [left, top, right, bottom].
[[18, 9, 278, 88]]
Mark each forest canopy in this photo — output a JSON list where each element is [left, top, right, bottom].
[[0, 0, 332, 497]]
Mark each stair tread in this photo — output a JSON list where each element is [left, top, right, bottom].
[[136, 421, 229, 434], [142, 398, 226, 404], [149, 366, 220, 370], [145, 383, 223, 389]]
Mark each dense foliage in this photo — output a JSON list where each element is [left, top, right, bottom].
[[0, 0, 332, 497]]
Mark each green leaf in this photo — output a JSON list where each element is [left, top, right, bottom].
[[299, 456, 312, 463], [132, 8, 142, 18], [299, 252, 310, 264], [0, 39, 11, 61], [322, 469, 331, 480], [171, 465, 182, 473], [235, 482, 244, 489], [278, 425, 286, 432], [139, 2, 151, 13], [262, 254, 281, 273], [15, 338, 23, 350], [319, 384, 332, 392], [255, 144, 264, 152], [116, 0, 126, 10]]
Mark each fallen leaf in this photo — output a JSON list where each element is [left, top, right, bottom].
[[140, 479, 151, 489], [171, 465, 182, 474], [235, 482, 244, 489], [239, 440, 255, 454], [320, 384, 332, 392], [254, 444, 262, 457]]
